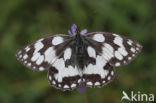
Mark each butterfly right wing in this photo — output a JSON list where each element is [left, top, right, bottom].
[[85, 32, 142, 67], [16, 34, 70, 71], [82, 32, 142, 88]]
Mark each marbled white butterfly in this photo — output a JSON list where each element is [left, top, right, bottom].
[[16, 24, 142, 91]]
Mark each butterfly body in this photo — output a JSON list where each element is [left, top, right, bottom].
[[16, 24, 142, 91]]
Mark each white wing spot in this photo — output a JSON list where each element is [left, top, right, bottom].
[[93, 34, 105, 42], [49, 75, 52, 80], [34, 41, 44, 54], [78, 79, 81, 83], [52, 36, 63, 45], [102, 43, 114, 61], [115, 51, 123, 60], [64, 85, 69, 88], [115, 62, 120, 66], [27, 63, 31, 66], [132, 54, 135, 57], [19, 55, 22, 58], [58, 84, 61, 87], [71, 84, 76, 88], [128, 57, 132, 60], [39, 67, 44, 71], [87, 82, 93, 85], [103, 81, 106, 83], [31, 53, 40, 61], [127, 40, 133, 45], [130, 48, 135, 53], [36, 55, 44, 65], [104, 43, 114, 53], [113, 34, 128, 57], [44, 47, 56, 63], [102, 47, 113, 60], [137, 43, 141, 47], [123, 61, 126, 64], [113, 33, 119, 37], [94, 82, 100, 86], [52, 81, 56, 84], [25, 47, 30, 52], [18, 51, 22, 55], [111, 71, 114, 76], [118, 48, 128, 56], [64, 48, 72, 61], [113, 34, 123, 46], [107, 76, 111, 80], [136, 47, 139, 51], [24, 61, 27, 64], [87, 46, 96, 58]]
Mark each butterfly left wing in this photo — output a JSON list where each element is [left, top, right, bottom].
[[16, 34, 70, 71], [16, 34, 83, 91], [48, 42, 83, 91]]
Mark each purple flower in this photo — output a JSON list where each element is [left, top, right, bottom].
[[77, 82, 86, 93], [80, 29, 87, 35], [71, 24, 77, 34], [68, 24, 87, 35]]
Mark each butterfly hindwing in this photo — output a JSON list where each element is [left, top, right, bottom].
[[85, 32, 142, 67], [47, 44, 82, 90], [83, 58, 115, 88], [77, 40, 114, 87], [16, 34, 70, 71], [48, 64, 81, 91]]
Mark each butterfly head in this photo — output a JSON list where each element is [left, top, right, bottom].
[[68, 24, 87, 35]]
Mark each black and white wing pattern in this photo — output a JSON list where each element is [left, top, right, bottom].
[[85, 32, 142, 67], [16, 34, 68, 71], [82, 32, 142, 87], [16, 34, 83, 91], [16, 30, 142, 91]]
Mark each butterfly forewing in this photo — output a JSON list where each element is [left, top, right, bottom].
[[85, 32, 142, 67], [16, 34, 70, 71]]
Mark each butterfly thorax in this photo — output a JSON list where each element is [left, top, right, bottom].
[[75, 33, 85, 70]]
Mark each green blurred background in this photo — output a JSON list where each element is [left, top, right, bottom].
[[0, 0, 156, 103]]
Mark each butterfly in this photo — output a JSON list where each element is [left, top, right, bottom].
[[16, 24, 142, 91]]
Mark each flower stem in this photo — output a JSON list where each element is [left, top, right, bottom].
[[85, 88, 89, 103]]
